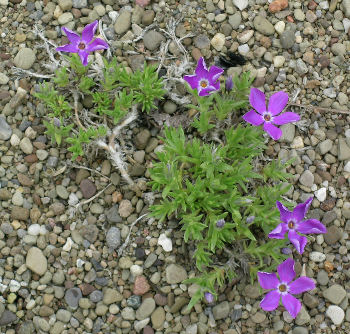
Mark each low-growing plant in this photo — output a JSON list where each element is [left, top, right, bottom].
[[34, 21, 165, 187]]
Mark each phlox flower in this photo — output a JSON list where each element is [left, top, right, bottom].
[[269, 197, 327, 254], [184, 57, 224, 96], [56, 20, 109, 66], [258, 258, 315, 318], [243, 88, 300, 140]]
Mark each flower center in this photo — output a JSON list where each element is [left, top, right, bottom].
[[288, 221, 295, 229], [279, 284, 287, 292], [263, 113, 271, 122], [78, 42, 86, 50], [200, 79, 208, 88]]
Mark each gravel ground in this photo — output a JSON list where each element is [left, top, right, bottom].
[[1, 0, 350, 333]]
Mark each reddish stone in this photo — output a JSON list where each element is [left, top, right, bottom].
[[17, 173, 34, 187], [133, 276, 151, 296], [24, 154, 38, 163], [320, 198, 336, 211], [318, 55, 330, 68], [0, 53, 11, 60], [154, 293, 167, 306], [79, 283, 95, 296], [269, 0, 288, 13], [286, 15, 294, 23], [308, 0, 317, 10], [143, 326, 154, 334], [80, 179, 97, 199]]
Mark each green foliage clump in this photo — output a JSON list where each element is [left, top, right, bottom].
[[148, 123, 291, 309], [34, 54, 165, 160]]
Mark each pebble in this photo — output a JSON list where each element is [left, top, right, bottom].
[[165, 264, 188, 284], [151, 307, 165, 329], [13, 48, 36, 70], [326, 305, 345, 325], [106, 227, 121, 249], [323, 285, 347, 304], [80, 179, 97, 199], [309, 251, 326, 262], [211, 33, 226, 51], [65, 288, 82, 308], [233, 0, 248, 10], [254, 16, 275, 35], [157, 233, 172, 252], [143, 30, 166, 51], [26, 247, 47, 276], [119, 199, 133, 217], [114, 11, 131, 35], [136, 298, 156, 320], [315, 187, 327, 202], [299, 170, 314, 187], [213, 301, 230, 320]]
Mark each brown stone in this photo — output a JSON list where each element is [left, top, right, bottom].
[[320, 198, 336, 211], [17, 173, 34, 187], [80, 179, 97, 199], [133, 276, 151, 296], [324, 225, 342, 245], [191, 48, 203, 62], [318, 55, 330, 68], [24, 154, 38, 163], [79, 283, 95, 296], [11, 207, 29, 221], [308, 0, 317, 10], [154, 293, 167, 306], [269, 0, 288, 13]]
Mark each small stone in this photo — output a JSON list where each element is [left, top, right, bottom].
[[213, 301, 230, 320], [118, 199, 133, 218], [103, 288, 123, 305], [136, 298, 156, 320], [56, 185, 69, 199], [151, 307, 165, 329], [254, 16, 275, 35], [58, 12, 73, 25], [65, 288, 82, 308], [309, 251, 326, 262], [106, 227, 121, 249], [20, 137, 33, 154], [165, 264, 188, 284], [133, 276, 150, 295], [251, 311, 266, 323], [326, 305, 345, 325], [114, 11, 131, 35], [324, 225, 342, 245], [269, 0, 289, 13], [26, 247, 47, 276], [280, 30, 295, 49], [315, 188, 327, 202], [299, 170, 314, 187], [323, 285, 346, 305], [338, 138, 350, 161], [13, 48, 36, 70], [0, 116, 12, 141], [0, 310, 17, 326], [211, 33, 226, 51], [232, 0, 248, 10], [157, 233, 172, 252], [80, 179, 97, 199], [143, 30, 165, 51], [135, 129, 151, 149]]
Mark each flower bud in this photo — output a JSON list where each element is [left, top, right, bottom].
[[225, 76, 233, 91], [205, 292, 214, 303], [53, 117, 61, 127], [216, 219, 225, 228], [246, 216, 255, 224]]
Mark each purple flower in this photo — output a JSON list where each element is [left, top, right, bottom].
[[269, 197, 327, 254], [225, 76, 234, 91], [258, 258, 315, 319], [216, 219, 225, 228], [184, 57, 224, 96], [56, 20, 109, 66], [205, 292, 214, 303], [242, 88, 300, 140]]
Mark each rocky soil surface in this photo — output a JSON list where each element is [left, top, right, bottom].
[[0, 0, 350, 334]]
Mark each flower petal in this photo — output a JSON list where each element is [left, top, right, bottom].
[[82, 20, 98, 44], [276, 201, 292, 223], [208, 65, 224, 82], [242, 110, 264, 126], [268, 91, 289, 116], [78, 50, 89, 66], [296, 219, 327, 234], [263, 122, 282, 140], [61, 27, 80, 44], [288, 230, 308, 254], [199, 86, 217, 96], [86, 38, 109, 52], [281, 293, 301, 319], [273, 112, 301, 125], [289, 277, 315, 295], [260, 290, 280, 311], [249, 88, 266, 114], [292, 197, 313, 222], [268, 223, 288, 239], [258, 272, 279, 290], [195, 57, 208, 77], [184, 75, 200, 91], [56, 44, 78, 53], [277, 258, 295, 283]]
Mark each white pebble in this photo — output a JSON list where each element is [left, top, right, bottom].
[[28, 224, 41, 236], [326, 305, 345, 325], [158, 233, 173, 252], [315, 187, 327, 202], [274, 21, 285, 34], [316, 234, 324, 245], [309, 251, 326, 262], [9, 280, 21, 292], [233, 0, 248, 10], [68, 193, 79, 206], [238, 44, 250, 55], [26, 299, 36, 310], [344, 161, 350, 172], [62, 237, 74, 251], [39, 225, 47, 235], [343, 18, 350, 34], [273, 55, 285, 68], [130, 264, 143, 277], [10, 134, 20, 146]]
